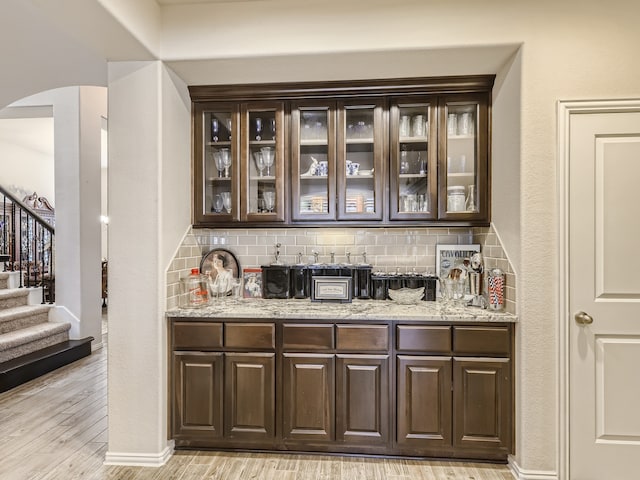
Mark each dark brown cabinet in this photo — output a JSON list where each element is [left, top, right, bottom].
[[189, 75, 494, 227], [169, 318, 512, 461], [172, 352, 223, 441], [282, 353, 335, 442], [336, 354, 389, 446], [224, 352, 275, 442]]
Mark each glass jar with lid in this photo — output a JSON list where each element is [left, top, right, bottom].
[[447, 185, 466, 212]]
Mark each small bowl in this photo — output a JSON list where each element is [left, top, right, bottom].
[[388, 287, 424, 304]]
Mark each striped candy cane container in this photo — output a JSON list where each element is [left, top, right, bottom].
[[487, 268, 505, 311]]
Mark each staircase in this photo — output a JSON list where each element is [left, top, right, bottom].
[[0, 272, 93, 393]]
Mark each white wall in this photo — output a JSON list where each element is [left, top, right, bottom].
[[0, 116, 55, 202], [106, 61, 190, 464]]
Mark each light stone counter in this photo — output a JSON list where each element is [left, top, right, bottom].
[[167, 298, 517, 323]]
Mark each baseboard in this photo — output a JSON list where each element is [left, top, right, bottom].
[[104, 442, 174, 467], [508, 457, 558, 480]]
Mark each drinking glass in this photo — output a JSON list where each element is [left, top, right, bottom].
[[231, 278, 243, 301], [213, 150, 224, 177], [212, 194, 223, 213], [263, 191, 276, 212], [254, 151, 265, 177], [219, 148, 231, 177], [255, 117, 263, 141], [211, 118, 219, 142], [220, 191, 232, 213], [261, 147, 275, 176], [268, 118, 276, 140]]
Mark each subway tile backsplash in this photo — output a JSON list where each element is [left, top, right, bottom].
[[166, 226, 515, 314]]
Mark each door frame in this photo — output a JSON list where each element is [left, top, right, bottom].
[[557, 98, 640, 480]]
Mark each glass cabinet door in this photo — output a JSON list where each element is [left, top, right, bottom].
[[336, 100, 384, 221], [389, 97, 437, 220], [439, 94, 489, 221], [194, 103, 239, 223], [241, 102, 285, 222], [291, 102, 335, 221]]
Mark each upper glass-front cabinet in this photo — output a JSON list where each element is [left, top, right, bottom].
[[190, 76, 493, 227], [242, 102, 286, 222], [194, 102, 240, 224], [291, 101, 335, 221], [192, 101, 285, 225], [291, 99, 384, 222], [337, 100, 384, 221], [438, 93, 489, 221], [389, 97, 438, 220]]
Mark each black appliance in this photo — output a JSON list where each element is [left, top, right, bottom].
[[261, 265, 290, 299]]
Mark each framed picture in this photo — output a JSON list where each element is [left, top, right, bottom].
[[436, 244, 480, 297], [200, 248, 240, 279], [242, 268, 263, 299]]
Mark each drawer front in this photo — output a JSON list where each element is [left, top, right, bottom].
[[283, 324, 334, 350], [336, 324, 389, 352], [173, 321, 223, 350], [396, 325, 451, 353], [453, 326, 511, 356], [225, 323, 276, 349]]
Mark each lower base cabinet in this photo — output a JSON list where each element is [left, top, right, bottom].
[[170, 318, 513, 461]]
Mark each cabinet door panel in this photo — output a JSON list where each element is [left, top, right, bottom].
[[336, 354, 389, 445], [396, 356, 452, 448], [453, 357, 512, 451], [172, 352, 223, 440], [225, 353, 276, 441], [283, 354, 335, 442]]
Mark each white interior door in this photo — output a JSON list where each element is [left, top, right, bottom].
[[567, 102, 640, 479]]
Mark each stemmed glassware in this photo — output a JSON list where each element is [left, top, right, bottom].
[[220, 192, 232, 213], [219, 148, 231, 178], [213, 150, 224, 178], [260, 147, 275, 177], [212, 194, 223, 213], [263, 191, 275, 212], [254, 117, 263, 141], [254, 151, 265, 177], [211, 118, 219, 142]]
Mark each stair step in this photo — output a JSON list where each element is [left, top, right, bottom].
[[0, 322, 71, 363], [0, 304, 51, 334], [0, 337, 93, 393], [0, 288, 29, 309]]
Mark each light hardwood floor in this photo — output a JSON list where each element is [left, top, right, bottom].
[[0, 319, 515, 480]]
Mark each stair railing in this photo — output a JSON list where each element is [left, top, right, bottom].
[[0, 186, 55, 304]]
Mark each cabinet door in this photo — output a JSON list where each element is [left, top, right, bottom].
[[336, 99, 385, 221], [241, 102, 286, 222], [452, 357, 512, 452], [336, 354, 389, 446], [291, 101, 337, 221], [389, 97, 438, 220], [193, 102, 240, 225], [224, 352, 276, 442], [172, 352, 223, 440], [396, 355, 452, 448], [282, 353, 335, 442], [438, 93, 490, 222]]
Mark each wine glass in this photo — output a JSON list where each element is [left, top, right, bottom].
[[219, 148, 231, 178], [260, 147, 275, 177], [254, 151, 265, 177], [213, 150, 224, 178], [254, 117, 263, 141], [211, 117, 219, 142], [212, 194, 223, 213], [268, 118, 276, 140], [220, 192, 232, 213], [263, 191, 275, 212]]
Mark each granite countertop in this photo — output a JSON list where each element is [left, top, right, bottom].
[[167, 298, 517, 323]]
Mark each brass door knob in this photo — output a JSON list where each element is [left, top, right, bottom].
[[575, 311, 594, 325]]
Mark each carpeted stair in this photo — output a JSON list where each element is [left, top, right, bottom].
[[0, 272, 93, 392]]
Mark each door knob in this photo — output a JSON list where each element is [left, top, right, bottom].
[[575, 311, 594, 325]]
